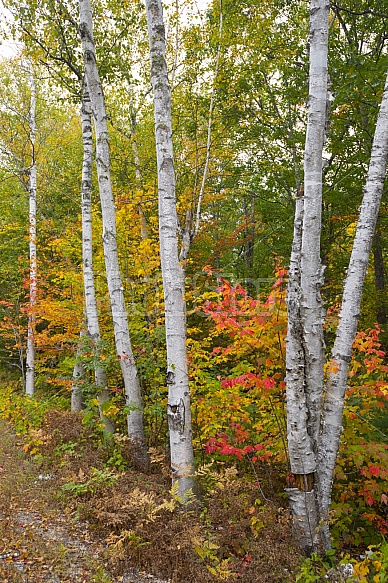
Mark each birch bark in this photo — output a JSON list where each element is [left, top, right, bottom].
[[286, 192, 321, 553], [71, 81, 114, 433], [300, 0, 329, 450], [25, 65, 37, 397], [287, 3, 388, 553], [145, 0, 195, 497], [78, 0, 148, 464], [286, 0, 329, 554], [318, 68, 388, 522]]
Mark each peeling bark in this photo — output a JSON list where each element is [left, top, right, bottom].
[[72, 81, 114, 433], [286, 193, 317, 474], [145, 0, 195, 497], [286, 488, 320, 556], [79, 0, 148, 466], [287, 47, 388, 552], [318, 68, 388, 525], [286, 190, 323, 553], [300, 0, 329, 450], [286, 0, 330, 555]]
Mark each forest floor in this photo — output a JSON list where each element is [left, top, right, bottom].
[[0, 410, 304, 583], [0, 418, 169, 583]]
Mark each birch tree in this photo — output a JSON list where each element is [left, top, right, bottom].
[[7, 1, 113, 430], [25, 62, 37, 397], [78, 0, 148, 465], [317, 68, 388, 542], [286, 0, 388, 554], [286, 1, 329, 553], [145, 0, 195, 497], [71, 82, 115, 434]]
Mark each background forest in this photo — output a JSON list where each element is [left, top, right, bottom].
[[0, 0, 387, 581]]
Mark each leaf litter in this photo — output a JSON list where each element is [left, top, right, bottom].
[[0, 418, 169, 583]]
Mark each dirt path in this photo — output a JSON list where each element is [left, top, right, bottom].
[[0, 419, 168, 583]]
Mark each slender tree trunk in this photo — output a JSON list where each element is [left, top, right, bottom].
[[287, 58, 388, 553], [300, 0, 329, 451], [78, 0, 148, 465], [25, 65, 37, 397], [286, 191, 321, 554], [373, 219, 388, 353], [71, 81, 115, 433], [286, 0, 330, 554], [180, 0, 223, 265], [318, 68, 388, 525], [145, 0, 195, 498], [244, 192, 255, 295], [81, 83, 114, 432]]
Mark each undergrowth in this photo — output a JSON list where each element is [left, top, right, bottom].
[[0, 383, 302, 582], [0, 375, 387, 582]]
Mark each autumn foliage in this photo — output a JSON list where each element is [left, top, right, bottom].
[[188, 268, 388, 550]]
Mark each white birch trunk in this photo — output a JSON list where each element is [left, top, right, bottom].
[[287, 6, 388, 553], [286, 192, 322, 554], [79, 0, 148, 464], [286, 0, 329, 554], [318, 69, 388, 519], [25, 66, 37, 397], [287, 193, 316, 473], [72, 82, 115, 433], [81, 85, 114, 432], [300, 0, 329, 449], [145, 0, 195, 498]]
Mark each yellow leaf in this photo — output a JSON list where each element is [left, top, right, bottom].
[[328, 359, 339, 374]]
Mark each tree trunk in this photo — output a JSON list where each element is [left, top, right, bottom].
[[286, 0, 330, 554], [145, 0, 195, 498], [244, 193, 255, 296], [25, 65, 37, 397], [71, 81, 115, 433], [300, 0, 329, 452], [287, 60, 388, 554], [318, 68, 388, 527], [286, 191, 321, 554], [373, 243, 387, 325], [78, 0, 148, 465]]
